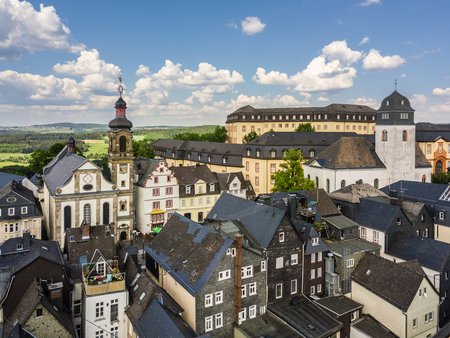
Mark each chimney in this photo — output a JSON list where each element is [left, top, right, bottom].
[[23, 231, 31, 250], [234, 234, 243, 325], [67, 136, 75, 155], [81, 220, 90, 240], [287, 194, 299, 219], [45, 282, 64, 304]]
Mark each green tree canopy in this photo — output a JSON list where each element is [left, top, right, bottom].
[[173, 126, 228, 143], [133, 138, 155, 158], [295, 123, 316, 132], [271, 148, 315, 192], [432, 172, 450, 184], [242, 130, 259, 144]]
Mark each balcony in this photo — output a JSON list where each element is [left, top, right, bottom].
[[82, 265, 125, 296]]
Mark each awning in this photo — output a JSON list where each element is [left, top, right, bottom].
[[149, 209, 164, 215]]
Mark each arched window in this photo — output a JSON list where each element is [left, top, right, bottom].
[[282, 149, 288, 157], [315, 177, 319, 188], [326, 179, 330, 193], [64, 206, 71, 230], [309, 149, 315, 158], [402, 130, 407, 142], [422, 174, 426, 183], [374, 179, 379, 189], [382, 130, 388, 142], [270, 149, 276, 158], [103, 202, 110, 225], [119, 136, 127, 153], [341, 180, 346, 188], [436, 160, 443, 173], [307, 174, 311, 180], [83, 204, 91, 225]]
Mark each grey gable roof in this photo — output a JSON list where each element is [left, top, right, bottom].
[[135, 158, 163, 187], [250, 131, 358, 146], [306, 137, 385, 170], [354, 198, 404, 232], [206, 193, 285, 250], [216, 172, 248, 191], [171, 165, 218, 185], [388, 232, 450, 272], [146, 213, 233, 296], [43, 146, 88, 195], [352, 253, 425, 312], [0, 173, 25, 187], [381, 180, 450, 205]]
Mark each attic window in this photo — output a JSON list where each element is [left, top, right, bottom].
[[386, 100, 390, 106], [16, 244, 23, 251], [401, 100, 404, 105], [139, 292, 146, 301], [6, 197, 16, 203], [83, 184, 93, 191], [69, 235, 75, 243], [35, 307, 43, 318], [397, 218, 402, 226], [311, 237, 319, 246]]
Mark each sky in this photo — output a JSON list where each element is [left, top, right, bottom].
[[0, 0, 449, 126]]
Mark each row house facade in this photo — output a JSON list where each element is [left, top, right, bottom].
[[225, 103, 377, 144], [145, 213, 266, 337], [0, 180, 43, 242]]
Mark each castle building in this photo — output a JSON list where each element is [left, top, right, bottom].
[[226, 104, 377, 144], [40, 90, 135, 246], [303, 90, 432, 192]]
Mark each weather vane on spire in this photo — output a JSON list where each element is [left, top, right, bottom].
[[118, 74, 124, 97], [394, 78, 397, 91]]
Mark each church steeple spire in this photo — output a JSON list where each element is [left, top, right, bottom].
[[108, 81, 133, 129]]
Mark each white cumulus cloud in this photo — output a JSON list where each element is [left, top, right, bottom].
[[0, 0, 84, 60], [322, 40, 362, 66], [362, 49, 406, 70], [241, 16, 266, 35], [433, 88, 450, 96], [348, 97, 378, 107], [411, 94, 427, 106], [358, 0, 381, 7]]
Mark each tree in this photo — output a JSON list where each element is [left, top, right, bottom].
[[295, 123, 315, 132], [173, 126, 228, 143], [432, 172, 450, 184], [133, 138, 155, 158], [242, 131, 259, 144], [271, 148, 315, 192]]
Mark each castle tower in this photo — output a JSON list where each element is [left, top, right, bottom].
[[375, 90, 416, 184], [108, 85, 135, 240]]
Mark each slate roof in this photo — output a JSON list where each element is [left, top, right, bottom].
[[268, 296, 342, 338], [0, 173, 25, 187], [237, 313, 301, 338], [250, 132, 358, 146], [315, 295, 362, 316], [137, 298, 196, 338], [42, 145, 88, 194], [416, 122, 450, 142], [378, 90, 414, 112], [330, 183, 390, 204], [323, 214, 360, 230], [400, 200, 425, 222], [354, 198, 403, 232], [326, 238, 380, 257], [352, 253, 425, 312], [146, 213, 233, 296], [0, 180, 35, 204], [303, 223, 330, 255], [0, 238, 64, 274], [65, 224, 116, 266], [306, 137, 385, 170], [415, 143, 432, 168], [3, 281, 75, 338], [206, 193, 285, 250], [216, 172, 248, 191], [380, 180, 449, 206], [135, 157, 161, 187], [154, 139, 246, 156], [171, 165, 218, 185], [352, 315, 398, 338], [388, 232, 450, 272]]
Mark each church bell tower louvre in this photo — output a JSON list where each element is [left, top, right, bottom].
[[107, 83, 135, 240]]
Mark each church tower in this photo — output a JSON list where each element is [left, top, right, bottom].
[[108, 85, 135, 240], [375, 89, 416, 184]]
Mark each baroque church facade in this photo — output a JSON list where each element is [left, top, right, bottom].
[[40, 90, 135, 247]]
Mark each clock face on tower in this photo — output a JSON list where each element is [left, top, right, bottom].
[[120, 164, 128, 174]]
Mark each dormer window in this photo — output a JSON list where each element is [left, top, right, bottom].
[[439, 211, 445, 220], [397, 217, 402, 226], [270, 149, 276, 158], [279, 232, 285, 243], [186, 185, 192, 194], [246, 149, 251, 156], [311, 237, 319, 246], [222, 156, 228, 164], [209, 183, 215, 192], [309, 149, 315, 158], [386, 100, 390, 106], [256, 150, 260, 158], [16, 244, 23, 251]]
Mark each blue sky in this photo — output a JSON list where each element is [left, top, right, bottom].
[[0, 0, 449, 126]]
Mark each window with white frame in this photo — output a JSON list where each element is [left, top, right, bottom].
[[311, 269, 316, 279], [249, 282, 257, 296], [249, 305, 257, 319], [279, 232, 285, 242], [373, 230, 379, 243], [276, 257, 283, 269], [351, 310, 359, 322], [186, 185, 191, 194], [261, 260, 267, 271], [215, 291, 223, 304], [311, 237, 319, 246], [110, 327, 118, 338], [425, 311, 433, 323], [311, 253, 316, 263], [360, 227, 366, 239], [291, 279, 298, 294], [21, 206, 27, 214], [275, 283, 283, 299], [317, 284, 322, 293], [218, 270, 231, 281], [95, 302, 104, 318], [205, 294, 213, 307], [260, 305, 266, 315], [215, 313, 223, 328], [8, 208, 14, 216], [205, 316, 213, 332], [239, 308, 246, 324], [291, 254, 298, 265], [210, 183, 215, 192], [439, 211, 445, 220], [241, 285, 247, 298], [317, 267, 322, 278], [346, 258, 355, 268], [317, 251, 322, 262], [95, 331, 104, 338], [241, 266, 253, 279], [310, 285, 316, 295]]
